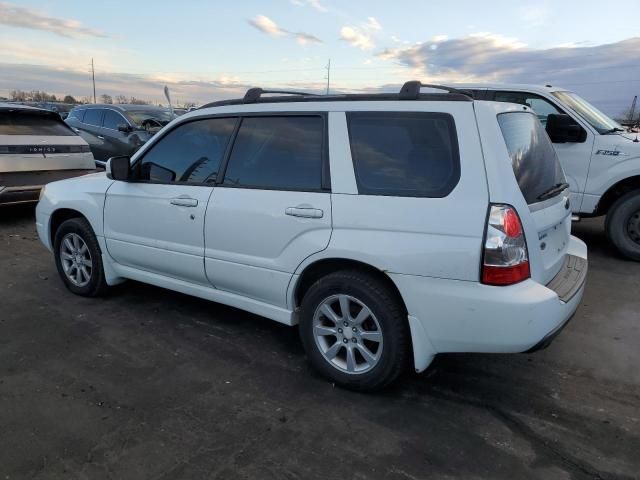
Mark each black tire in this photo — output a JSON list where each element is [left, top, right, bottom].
[[605, 190, 640, 261], [299, 270, 410, 391], [53, 217, 109, 296]]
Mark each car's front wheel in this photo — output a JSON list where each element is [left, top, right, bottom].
[[53, 217, 108, 296], [299, 270, 410, 391], [606, 190, 640, 261]]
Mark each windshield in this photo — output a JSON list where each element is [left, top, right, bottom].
[[0, 111, 76, 136], [552, 91, 622, 134], [126, 109, 174, 133]]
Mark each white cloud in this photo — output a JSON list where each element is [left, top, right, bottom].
[[0, 1, 108, 38], [519, 5, 550, 27], [290, 0, 328, 12], [340, 26, 374, 50], [248, 15, 321, 45], [249, 15, 287, 37], [366, 17, 382, 31]]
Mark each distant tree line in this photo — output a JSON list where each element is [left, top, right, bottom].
[[9, 89, 196, 108]]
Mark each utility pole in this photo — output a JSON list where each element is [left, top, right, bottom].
[[91, 58, 96, 104], [325, 59, 331, 95], [629, 95, 637, 123]]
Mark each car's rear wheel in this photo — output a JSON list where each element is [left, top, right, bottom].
[[605, 190, 640, 261], [299, 270, 410, 391], [53, 217, 108, 296]]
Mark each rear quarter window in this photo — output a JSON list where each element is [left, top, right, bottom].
[[0, 111, 76, 136], [497, 112, 566, 204], [346, 112, 460, 197]]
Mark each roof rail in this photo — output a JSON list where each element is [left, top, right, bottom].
[[399, 81, 472, 100], [243, 88, 319, 104]]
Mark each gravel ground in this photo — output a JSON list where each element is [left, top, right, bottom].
[[1, 205, 639, 480]]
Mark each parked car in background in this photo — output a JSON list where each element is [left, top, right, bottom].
[[36, 82, 587, 390], [460, 84, 640, 261], [0, 103, 95, 206], [65, 104, 175, 167]]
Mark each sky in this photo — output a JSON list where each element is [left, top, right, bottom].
[[1, 0, 639, 116]]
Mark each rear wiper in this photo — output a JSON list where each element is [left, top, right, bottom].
[[537, 182, 570, 201], [603, 127, 625, 134]]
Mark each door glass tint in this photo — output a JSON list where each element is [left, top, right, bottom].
[[0, 112, 75, 136], [223, 116, 324, 190], [138, 117, 236, 183], [68, 109, 85, 122], [347, 112, 460, 197], [83, 109, 103, 126], [498, 112, 566, 204], [494, 92, 561, 127], [103, 110, 126, 130]]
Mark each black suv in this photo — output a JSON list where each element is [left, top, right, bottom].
[[65, 104, 175, 166]]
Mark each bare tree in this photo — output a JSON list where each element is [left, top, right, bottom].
[[100, 94, 113, 104], [129, 96, 149, 105], [115, 95, 128, 104], [63, 95, 77, 104]]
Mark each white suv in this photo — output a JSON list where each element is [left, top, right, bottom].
[[35, 82, 588, 390]]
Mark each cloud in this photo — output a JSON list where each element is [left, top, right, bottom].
[[519, 5, 550, 27], [376, 35, 640, 115], [339, 17, 382, 51], [340, 26, 374, 50], [0, 1, 108, 38], [248, 15, 321, 45], [289, 0, 328, 11]]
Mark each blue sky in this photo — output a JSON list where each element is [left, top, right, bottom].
[[1, 0, 639, 115]]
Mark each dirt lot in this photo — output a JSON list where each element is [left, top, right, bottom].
[[1, 205, 639, 480]]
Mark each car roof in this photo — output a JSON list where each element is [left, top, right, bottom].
[[451, 83, 568, 94], [198, 81, 473, 110], [0, 102, 51, 112], [74, 104, 169, 112]]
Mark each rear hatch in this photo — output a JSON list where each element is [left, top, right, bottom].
[[497, 111, 572, 285], [0, 108, 94, 173]]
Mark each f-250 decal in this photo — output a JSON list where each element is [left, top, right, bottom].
[[595, 149, 628, 156]]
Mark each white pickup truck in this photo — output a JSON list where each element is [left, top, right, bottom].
[[460, 84, 640, 261]]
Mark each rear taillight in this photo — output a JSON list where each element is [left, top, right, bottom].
[[481, 204, 530, 286]]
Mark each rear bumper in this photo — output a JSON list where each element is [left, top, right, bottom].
[[391, 235, 588, 370], [0, 169, 96, 206]]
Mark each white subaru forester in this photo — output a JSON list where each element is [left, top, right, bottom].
[[36, 82, 588, 390]]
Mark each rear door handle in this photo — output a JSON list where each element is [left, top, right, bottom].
[[97, 135, 104, 140], [170, 196, 198, 207], [285, 207, 323, 218]]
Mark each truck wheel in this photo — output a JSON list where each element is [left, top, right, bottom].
[[53, 218, 109, 296], [299, 270, 410, 391], [605, 190, 640, 261]]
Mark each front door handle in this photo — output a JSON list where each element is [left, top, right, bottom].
[[285, 206, 323, 218], [97, 135, 104, 140], [170, 196, 198, 207]]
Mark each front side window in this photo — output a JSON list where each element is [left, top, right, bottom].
[[498, 112, 566, 205], [347, 112, 460, 197], [68, 109, 84, 122], [137, 117, 236, 184], [494, 92, 562, 127], [223, 116, 324, 190], [552, 91, 622, 134], [103, 110, 127, 130], [83, 109, 103, 127]]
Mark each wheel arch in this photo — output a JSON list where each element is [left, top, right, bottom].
[[596, 175, 640, 216], [292, 258, 407, 315], [49, 208, 93, 247]]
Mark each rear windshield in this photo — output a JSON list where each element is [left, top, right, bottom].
[[498, 112, 565, 204], [0, 111, 75, 136]]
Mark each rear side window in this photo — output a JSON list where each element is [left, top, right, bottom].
[[138, 117, 236, 184], [498, 112, 566, 204], [83, 109, 103, 127], [0, 111, 75, 136], [223, 116, 324, 190], [347, 112, 460, 197]]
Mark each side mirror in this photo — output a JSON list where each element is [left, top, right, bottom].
[[546, 114, 587, 143], [117, 123, 132, 133], [106, 156, 131, 181]]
